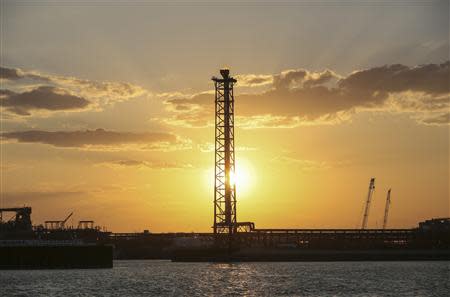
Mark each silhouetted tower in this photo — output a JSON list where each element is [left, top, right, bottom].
[[382, 188, 392, 229], [361, 178, 375, 229], [212, 69, 237, 236]]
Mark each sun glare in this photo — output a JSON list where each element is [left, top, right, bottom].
[[230, 162, 253, 197], [204, 158, 255, 198], [229, 166, 249, 190]]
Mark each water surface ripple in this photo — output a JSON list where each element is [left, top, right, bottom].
[[1, 260, 449, 296]]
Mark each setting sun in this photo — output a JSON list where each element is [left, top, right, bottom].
[[230, 165, 250, 194], [204, 157, 255, 198]]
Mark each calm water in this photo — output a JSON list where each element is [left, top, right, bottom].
[[0, 261, 449, 296]]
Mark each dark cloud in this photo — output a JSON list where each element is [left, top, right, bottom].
[[163, 62, 450, 127], [273, 69, 307, 89], [99, 159, 193, 169], [303, 70, 338, 88], [1, 129, 188, 151], [1, 86, 90, 115], [1, 66, 147, 116], [339, 62, 450, 95], [0, 66, 22, 80]]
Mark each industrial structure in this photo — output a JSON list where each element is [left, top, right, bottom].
[[0, 207, 32, 232], [211, 70, 256, 246], [383, 189, 392, 229], [45, 212, 73, 230], [361, 178, 376, 229], [212, 69, 238, 236], [78, 220, 95, 229], [0, 207, 104, 243]]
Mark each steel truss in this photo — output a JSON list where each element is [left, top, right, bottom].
[[212, 69, 237, 236]]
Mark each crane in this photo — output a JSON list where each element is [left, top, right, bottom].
[[361, 178, 375, 229], [382, 189, 392, 229], [61, 212, 73, 229], [45, 211, 73, 229]]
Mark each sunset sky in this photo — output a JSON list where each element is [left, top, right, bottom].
[[1, 0, 448, 232]]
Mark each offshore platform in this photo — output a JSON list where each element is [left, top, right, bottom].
[[1, 69, 449, 263]]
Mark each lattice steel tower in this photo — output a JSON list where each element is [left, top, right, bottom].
[[212, 69, 237, 236]]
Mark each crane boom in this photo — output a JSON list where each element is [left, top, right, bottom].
[[63, 212, 73, 224], [361, 178, 375, 229], [61, 212, 73, 228], [382, 189, 391, 229]]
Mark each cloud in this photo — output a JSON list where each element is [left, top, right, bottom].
[[0, 66, 22, 80], [1, 66, 148, 116], [340, 63, 449, 95], [97, 159, 193, 169], [2, 191, 85, 203], [235, 74, 273, 87], [197, 142, 258, 152], [1, 86, 90, 115], [271, 155, 351, 170], [303, 70, 341, 88], [1, 128, 191, 151], [271, 156, 331, 171], [162, 62, 449, 127], [155, 92, 213, 128], [236, 113, 351, 129], [417, 112, 449, 126]]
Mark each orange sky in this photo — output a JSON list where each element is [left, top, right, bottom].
[[1, 1, 448, 232]]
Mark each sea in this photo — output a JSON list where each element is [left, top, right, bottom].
[[0, 260, 449, 296]]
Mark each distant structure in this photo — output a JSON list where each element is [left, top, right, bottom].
[[78, 220, 95, 229], [212, 69, 238, 237], [382, 189, 392, 229], [0, 207, 32, 232], [44, 212, 73, 230], [361, 178, 376, 229]]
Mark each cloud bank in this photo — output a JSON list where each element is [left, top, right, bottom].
[[97, 159, 193, 170], [1, 66, 147, 116], [1, 86, 90, 115], [1, 129, 191, 151], [162, 62, 449, 127], [0, 66, 22, 80]]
